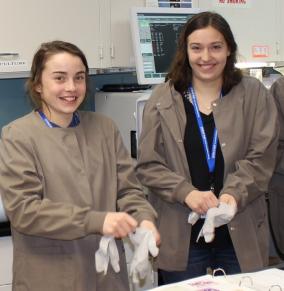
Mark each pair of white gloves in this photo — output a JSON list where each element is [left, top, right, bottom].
[[95, 227, 159, 283], [188, 202, 237, 243]]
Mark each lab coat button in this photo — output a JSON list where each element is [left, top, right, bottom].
[[230, 226, 235, 231], [221, 143, 226, 147], [156, 102, 161, 107], [212, 103, 217, 107], [177, 139, 182, 143]]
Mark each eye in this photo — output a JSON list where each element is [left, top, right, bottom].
[[54, 75, 65, 82], [211, 44, 223, 51], [190, 45, 201, 52], [75, 74, 86, 81]]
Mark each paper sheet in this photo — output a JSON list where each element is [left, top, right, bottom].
[[149, 269, 284, 290], [227, 268, 284, 291], [149, 274, 254, 290]]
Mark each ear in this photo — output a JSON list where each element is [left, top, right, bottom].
[[35, 84, 42, 93]]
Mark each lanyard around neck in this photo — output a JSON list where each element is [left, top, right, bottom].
[[38, 110, 53, 128], [37, 110, 80, 128], [188, 86, 222, 173]]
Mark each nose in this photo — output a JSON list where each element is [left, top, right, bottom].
[[65, 78, 76, 91], [201, 48, 211, 61]]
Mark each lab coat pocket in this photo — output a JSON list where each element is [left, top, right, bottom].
[[249, 196, 268, 233], [13, 249, 74, 291], [247, 195, 269, 263]]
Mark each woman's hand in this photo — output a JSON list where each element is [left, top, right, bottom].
[[140, 219, 161, 246], [102, 212, 137, 238], [219, 193, 237, 209], [185, 190, 219, 214]]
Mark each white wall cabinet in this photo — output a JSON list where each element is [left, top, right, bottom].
[[0, 0, 102, 72], [0, 0, 145, 73], [279, 0, 284, 61], [194, 0, 281, 63], [101, 0, 145, 68], [1, 0, 282, 74]]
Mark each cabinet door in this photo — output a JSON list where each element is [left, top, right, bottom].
[[197, 0, 281, 62], [0, 0, 101, 72], [102, 0, 145, 68], [278, 0, 284, 61]]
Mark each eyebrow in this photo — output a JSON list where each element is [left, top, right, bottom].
[[211, 41, 224, 45], [189, 41, 224, 46], [52, 70, 86, 75]]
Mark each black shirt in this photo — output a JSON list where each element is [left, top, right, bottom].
[[182, 94, 233, 249]]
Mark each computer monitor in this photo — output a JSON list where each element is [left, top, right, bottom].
[[130, 7, 200, 85]]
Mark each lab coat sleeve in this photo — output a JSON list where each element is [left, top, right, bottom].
[[114, 125, 157, 223], [0, 125, 105, 240], [221, 81, 279, 210], [135, 90, 196, 204], [270, 77, 284, 174]]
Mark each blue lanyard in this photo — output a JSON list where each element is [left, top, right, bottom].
[[37, 110, 80, 128], [188, 86, 222, 173], [38, 110, 53, 128]]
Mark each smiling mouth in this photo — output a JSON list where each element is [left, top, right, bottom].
[[59, 96, 77, 102], [199, 63, 215, 68]]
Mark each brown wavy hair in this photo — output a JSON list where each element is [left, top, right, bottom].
[[26, 40, 89, 109], [166, 11, 242, 95]]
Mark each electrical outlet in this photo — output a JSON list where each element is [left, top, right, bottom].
[[0, 60, 28, 72]]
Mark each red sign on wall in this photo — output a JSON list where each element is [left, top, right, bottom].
[[214, 0, 251, 7], [252, 45, 269, 58]]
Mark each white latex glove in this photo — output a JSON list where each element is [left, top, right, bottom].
[[188, 211, 200, 225], [128, 227, 159, 284], [197, 202, 237, 243], [95, 236, 120, 275]]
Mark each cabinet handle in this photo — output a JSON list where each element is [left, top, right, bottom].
[[99, 46, 104, 60], [276, 41, 280, 56], [110, 44, 115, 59], [0, 53, 19, 57]]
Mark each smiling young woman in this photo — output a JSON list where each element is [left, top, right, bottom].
[[135, 11, 279, 285], [0, 40, 160, 291]]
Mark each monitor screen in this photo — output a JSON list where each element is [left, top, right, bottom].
[[131, 7, 200, 85]]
